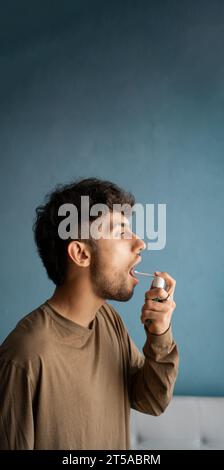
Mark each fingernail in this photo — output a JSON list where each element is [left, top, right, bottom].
[[155, 271, 161, 275]]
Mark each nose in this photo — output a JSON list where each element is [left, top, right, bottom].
[[132, 233, 146, 252]]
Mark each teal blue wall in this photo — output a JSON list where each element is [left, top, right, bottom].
[[0, 0, 224, 395]]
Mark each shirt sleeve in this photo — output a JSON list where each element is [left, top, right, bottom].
[[107, 303, 179, 416], [0, 360, 34, 449], [127, 325, 179, 415]]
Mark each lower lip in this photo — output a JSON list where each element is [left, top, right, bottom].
[[129, 272, 139, 285]]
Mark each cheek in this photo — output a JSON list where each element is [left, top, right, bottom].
[[115, 243, 131, 266], [97, 240, 131, 269]]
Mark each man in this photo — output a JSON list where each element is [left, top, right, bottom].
[[0, 178, 178, 450]]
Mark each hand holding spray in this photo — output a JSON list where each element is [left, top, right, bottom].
[[133, 270, 167, 327]]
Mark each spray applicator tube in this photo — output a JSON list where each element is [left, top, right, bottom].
[[133, 270, 166, 290]]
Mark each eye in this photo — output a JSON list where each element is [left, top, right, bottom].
[[121, 229, 132, 238], [113, 226, 132, 238]]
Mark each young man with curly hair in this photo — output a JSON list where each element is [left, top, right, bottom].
[[0, 178, 178, 450]]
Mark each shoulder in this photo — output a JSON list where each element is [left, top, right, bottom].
[[98, 302, 129, 337], [0, 304, 52, 370]]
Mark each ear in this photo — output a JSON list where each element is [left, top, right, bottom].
[[67, 241, 91, 268]]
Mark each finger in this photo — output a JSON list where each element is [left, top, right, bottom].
[[154, 272, 176, 297], [141, 310, 166, 323], [142, 299, 175, 318], [143, 299, 170, 312], [145, 287, 169, 301]]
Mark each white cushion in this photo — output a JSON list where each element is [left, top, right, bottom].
[[131, 396, 224, 450]]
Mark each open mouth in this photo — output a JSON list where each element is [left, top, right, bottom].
[[129, 257, 142, 278], [129, 268, 136, 278]]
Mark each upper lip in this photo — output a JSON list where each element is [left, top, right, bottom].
[[129, 256, 142, 272]]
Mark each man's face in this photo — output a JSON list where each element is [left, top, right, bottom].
[[89, 212, 146, 301]]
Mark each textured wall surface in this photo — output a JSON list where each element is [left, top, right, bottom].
[[0, 0, 224, 395]]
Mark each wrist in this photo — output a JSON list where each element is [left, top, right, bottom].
[[147, 321, 170, 336]]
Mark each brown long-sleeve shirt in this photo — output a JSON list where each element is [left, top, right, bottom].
[[0, 301, 178, 449]]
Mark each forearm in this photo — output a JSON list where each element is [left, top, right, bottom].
[[130, 326, 179, 415]]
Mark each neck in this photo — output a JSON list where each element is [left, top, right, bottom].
[[47, 276, 104, 328]]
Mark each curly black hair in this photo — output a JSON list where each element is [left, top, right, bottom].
[[33, 177, 135, 286]]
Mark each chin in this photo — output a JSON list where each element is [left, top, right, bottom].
[[117, 292, 134, 302], [93, 275, 135, 302], [109, 287, 134, 302]]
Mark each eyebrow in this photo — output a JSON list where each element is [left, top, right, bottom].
[[96, 220, 130, 233]]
